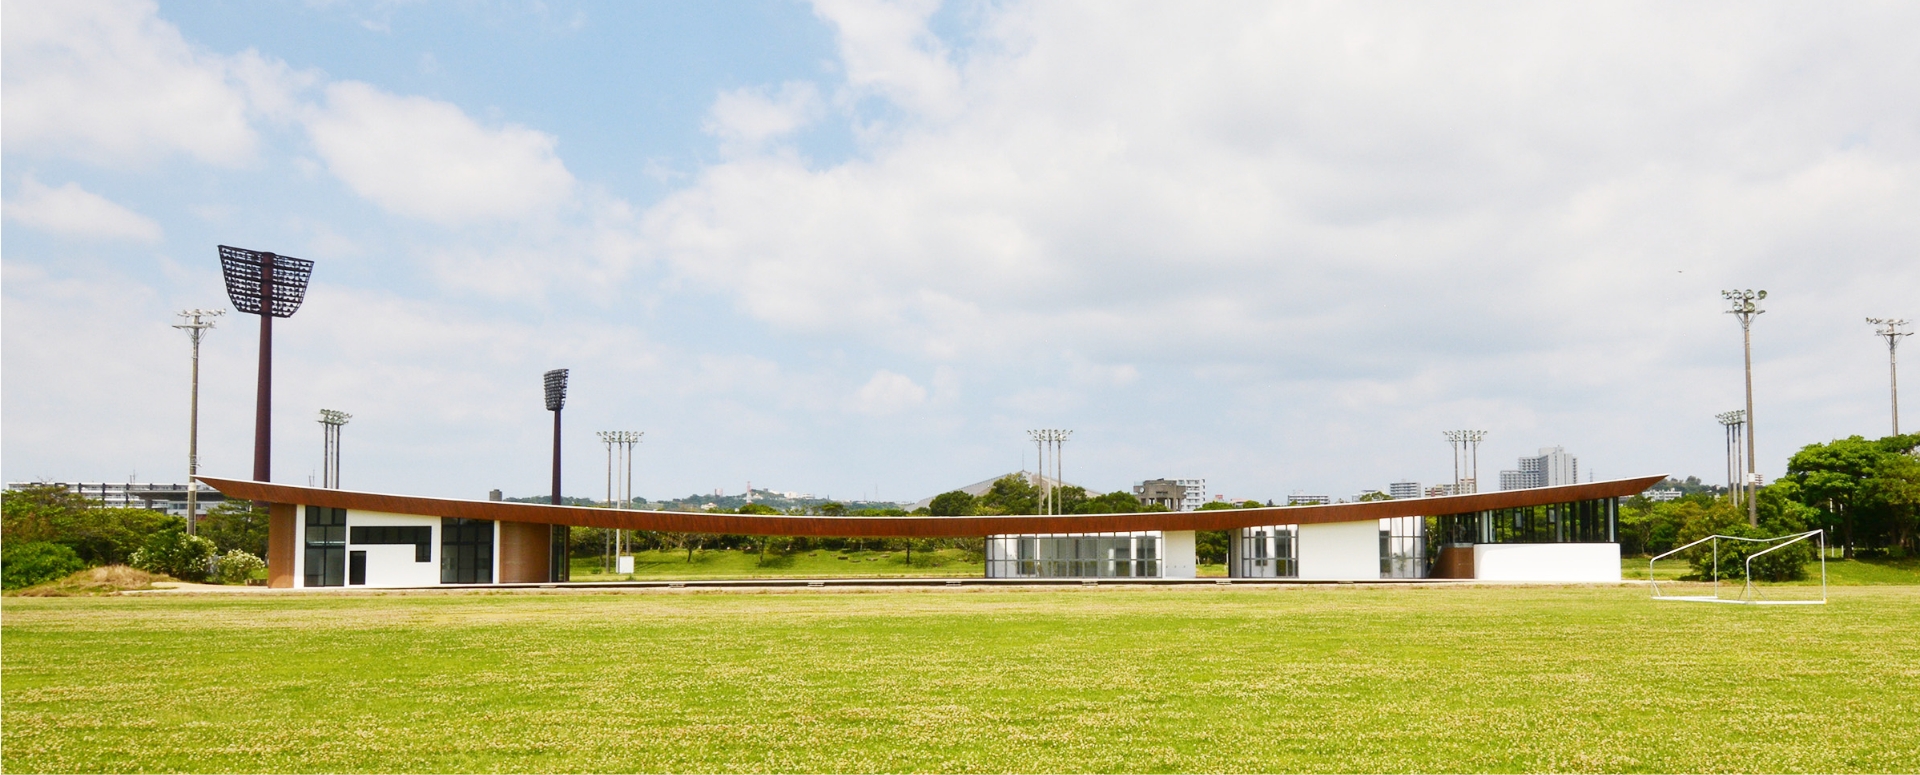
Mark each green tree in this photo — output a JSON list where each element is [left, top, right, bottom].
[[977, 475, 1038, 515], [1, 485, 178, 566], [199, 500, 269, 557], [1, 541, 87, 590], [928, 490, 978, 517], [1861, 450, 1920, 555]]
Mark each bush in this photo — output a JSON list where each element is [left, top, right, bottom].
[[2, 485, 180, 566], [2, 541, 88, 590], [199, 500, 269, 557], [213, 549, 265, 585], [130, 528, 217, 582]]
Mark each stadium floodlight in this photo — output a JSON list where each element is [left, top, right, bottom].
[[1722, 289, 1766, 525], [1715, 410, 1746, 507], [219, 246, 315, 484], [318, 409, 351, 489], [543, 369, 569, 506], [1867, 318, 1911, 435], [173, 308, 223, 533]]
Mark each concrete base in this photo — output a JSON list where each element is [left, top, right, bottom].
[[1297, 520, 1380, 580], [1473, 543, 1621, 582], [1160, 530, 1197, 578]]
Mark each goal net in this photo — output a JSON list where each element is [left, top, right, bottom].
[[1649, 530, 1827, 605]]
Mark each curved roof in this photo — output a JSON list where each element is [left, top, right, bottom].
[[199, 474, 1663, 538]]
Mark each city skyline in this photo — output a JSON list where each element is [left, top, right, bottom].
[[4, 2, 1916, 504]]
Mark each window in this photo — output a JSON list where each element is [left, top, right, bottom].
[[1433, 497, 1619, 546], [984, 532, 1160, 578], [1235, 525, 1297, 578], [1380, 517, 1426, 578], [440, 518, 493, 584], [304, 506, 347, 587], [350, 525, 432, 562], [349, 551, 367, 585]]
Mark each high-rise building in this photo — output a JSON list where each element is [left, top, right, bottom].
[[1388, 481, 1422, 499], [1499, 446, 1579, 490]]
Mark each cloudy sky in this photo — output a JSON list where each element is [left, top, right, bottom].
[[5, 0, 1917, 505]]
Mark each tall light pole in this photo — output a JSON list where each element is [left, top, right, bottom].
[[173, 309, 223, 533], [219, 246, 314, 487], [1442, 430, 1486, 493], [1724, 289, 1766, 525], [1027, 430, 1048, 514], [317, 409, 351, 488], [1051, 429, 1071, 513], [1868, 318, 1911, 435], [1716, 410, 1746, 507], [596, 430, 642, 570]]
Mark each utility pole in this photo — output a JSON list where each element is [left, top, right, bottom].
[[1441, 430, 1485, 494], [173, 309, 223, 533], [1723, 289, 1766, 526], [1716, 410, 1746, 507], [317, 410, 351, 488], [1868, 318, 1911, 435]]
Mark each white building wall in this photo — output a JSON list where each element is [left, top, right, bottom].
[[1473, 543, 1620, 582], [350, 511, 441, 588], [1175, 479, 1206, 511], [1297, 520, 1380, 580], [1160, 530, 1197, 578]]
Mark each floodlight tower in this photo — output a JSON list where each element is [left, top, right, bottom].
[[1051, 429, 1071, 513], [220, 247, 314, 485], [1441, 430, 1485, 494], [317, 410, 351, 488], [1715, 410, 1746, 507], [544, 369, 569, 505], [1867, 318, 1911, 435], [1027, 430, 1048, 514], [1723, 289, 1766, 525], [173, 308, 223, 533]]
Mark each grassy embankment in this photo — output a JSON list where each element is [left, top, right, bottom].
[[5, 585, 1918, 772], [1623, 555, 1920, 585]]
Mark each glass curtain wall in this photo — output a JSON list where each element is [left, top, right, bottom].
[[1380, 516, 1426, 578], [1432, 497, 1618, 546], [985, 532, 1160, 578], [303, 506, 347, 587], [1234, 525, 1298, 578], [440, 517, 494, 584]]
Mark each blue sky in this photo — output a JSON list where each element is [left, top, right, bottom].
[[5, 0, 1918, 505]]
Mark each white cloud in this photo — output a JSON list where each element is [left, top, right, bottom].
[[304, 81, 577, 224], [3, 175, 162, 242], [810, 0, 960, 119], [0, 0, 271, 166], [704, 81, 824, 153], [853, 369, 927, 414]]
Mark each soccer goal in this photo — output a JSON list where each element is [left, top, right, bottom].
[[1649, 529, 1827, 605]]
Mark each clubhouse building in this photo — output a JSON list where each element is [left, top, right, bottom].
[[200, 474, 1659, 589]]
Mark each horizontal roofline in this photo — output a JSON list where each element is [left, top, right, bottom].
[[197, 475, 1665, 538]]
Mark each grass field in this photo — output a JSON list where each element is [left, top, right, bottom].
[[5, 585, 1918, 773]]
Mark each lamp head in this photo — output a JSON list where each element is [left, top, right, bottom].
[[543, 369, 569, 411]]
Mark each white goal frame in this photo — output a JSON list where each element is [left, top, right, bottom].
[[1649, 529, 1826, 605]]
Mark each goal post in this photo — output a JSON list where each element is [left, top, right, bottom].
[[1649, 529, 1826, 605]]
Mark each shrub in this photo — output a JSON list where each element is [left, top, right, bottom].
[[199, 500, 269, 557], [1, 485, 180, 566], [2, 541, 88, 590], [214, 549, 265, 585], [130, 528, 217, 582]]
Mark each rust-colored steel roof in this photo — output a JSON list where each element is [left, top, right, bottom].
[[200, 474, 1664, 538]]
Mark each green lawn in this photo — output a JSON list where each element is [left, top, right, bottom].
[[5, 585, 1918, 773]]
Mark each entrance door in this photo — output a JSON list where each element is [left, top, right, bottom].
[[349, 551, 367, 585]]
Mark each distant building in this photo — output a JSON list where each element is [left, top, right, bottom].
[[1642, 489, 1683, 502], [1133, 478, 1206, 511], [4, 481, 224, 517], [1499, 447, 1579, 490], [1287, 493, 1331, 506], [1133, 479, 1187, 511], [1425, 481, 1473, 497], [1388, 481, 1422, 499]]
